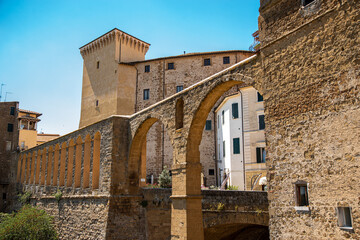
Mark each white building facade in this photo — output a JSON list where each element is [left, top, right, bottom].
[[215, 87, 266, 191]]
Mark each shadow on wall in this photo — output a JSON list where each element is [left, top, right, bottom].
[[205, 224, 269, 240]]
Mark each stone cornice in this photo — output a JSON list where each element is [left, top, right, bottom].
[[79, 28, 150, 57]]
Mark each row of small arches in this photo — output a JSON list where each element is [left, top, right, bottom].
[[17, 132, 101, 190]]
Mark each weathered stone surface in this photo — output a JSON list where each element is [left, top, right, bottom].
[[13, 1, 359, 239]]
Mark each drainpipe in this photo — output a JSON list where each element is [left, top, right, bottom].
[[161, 60, 166, 170], [213, 109, 218, 186], [239, 89, 246, 190]]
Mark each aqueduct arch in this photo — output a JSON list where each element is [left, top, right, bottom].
[[128, 116, 174, 194], [127, 55, 263, 239]]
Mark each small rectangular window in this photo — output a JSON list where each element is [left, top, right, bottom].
[[21, 141, 25, 149], [10, 107, 15, 115], [223, 56, 230, 64], [3, 193, 6, 200], [7, 123, 13, 132], [95, 100, 99, 107], [222, 111, 224, 124], [295, 184, 309, 206], [233, 138, 240, 154], [209, 169, 215, 176], [145, 65, 150, 72], [259, 115, 265, 130], [217, 115, 220, 128], [256, 147, 266, 163], [257, 92, 263, 102], [232, 103, 239, 119], [337, 207, 353, 229], [168, 62, 174, 70], [223, 141, 225, 157], [204, 58, 211, 66], [143, 89, 150, 100], [205, 120, 212, 130], [97, 61, 100, 69], [176, 85, 183, 93], [302, 0, 315, 6]]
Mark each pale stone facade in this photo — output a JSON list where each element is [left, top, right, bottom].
[[215, 87, 266, 190]]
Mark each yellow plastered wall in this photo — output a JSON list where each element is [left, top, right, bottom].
[[19, 130, 38, 150]]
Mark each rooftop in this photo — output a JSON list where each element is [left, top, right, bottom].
[[19, 109, 42, 116], [128, 50, 255, 64]]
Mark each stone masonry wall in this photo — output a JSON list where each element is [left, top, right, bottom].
[[139, 188, 268, 240], [17, 117, 117, 240], [259, 0, 360, 239], [30, 196, 109, 240], [134, 51, 254, 187]]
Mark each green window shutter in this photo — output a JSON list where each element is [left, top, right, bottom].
[[205, 120, 212, 130], [232, 103, 239, 119], [223, 141, 225, 157], [256, 147, 261, 163], [233, 138, 240, 154], [259, 115, 265, 130]]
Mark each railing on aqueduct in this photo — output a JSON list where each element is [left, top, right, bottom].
[[16, 132, 101, 191]]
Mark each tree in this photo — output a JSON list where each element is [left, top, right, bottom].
[[0, 205, 58, 240], [158, 166, 172, 188]]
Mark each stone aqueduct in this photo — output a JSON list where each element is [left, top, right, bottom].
[[15, 1, 360, 239], [17, 55, 267, 239]]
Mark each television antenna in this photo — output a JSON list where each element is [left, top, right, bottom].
[[4, 92, 12, 102], [0, 83, 5, 102]]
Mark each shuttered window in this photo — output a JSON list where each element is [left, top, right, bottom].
[[205, 120, 212, 130], [232, 103, 239, 119], [259, 115, 265, 130], [233, 138, 240, 154], [256, 147, 266, 163], [223, 141, 225, 157]]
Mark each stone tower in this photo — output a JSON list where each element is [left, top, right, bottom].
[[79, 28, 150, 128]]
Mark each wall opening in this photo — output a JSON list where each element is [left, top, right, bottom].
[[129, 117, 173, 194], [175, 98, 184, 129]]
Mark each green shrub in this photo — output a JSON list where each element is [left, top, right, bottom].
[[18, 191, 31, 204], [0, 205, 58, 240], [226, 185, 239, 191], [158, 166, 172, 188], [54, 190, 62, 203]]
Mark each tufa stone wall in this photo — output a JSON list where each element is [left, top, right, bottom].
[[259, 0, 360, 239]]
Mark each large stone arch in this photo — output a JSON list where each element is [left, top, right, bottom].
[[128, 116, 174, 194], [170, 65, 263, 239]]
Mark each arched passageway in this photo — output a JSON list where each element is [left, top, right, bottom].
[[128, 117, 173, 194]]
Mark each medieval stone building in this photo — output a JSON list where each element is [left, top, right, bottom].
[[11, 0, 360, 239], [78, 32, 256, 187]]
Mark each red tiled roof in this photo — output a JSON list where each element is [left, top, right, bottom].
[[19, 109, 42, 116]]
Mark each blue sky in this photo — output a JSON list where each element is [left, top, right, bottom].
[[0, 0, 260, 135]]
